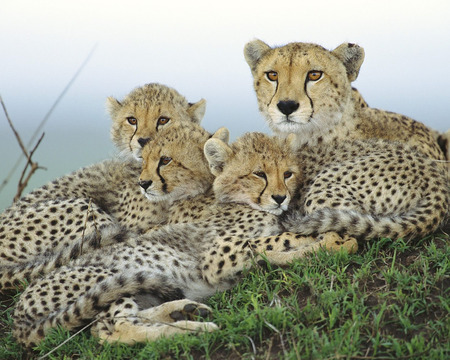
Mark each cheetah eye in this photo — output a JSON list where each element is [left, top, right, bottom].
[[307, 71, 323, 82], [159, 156, 172, 166], [157, 117, 170, 127], [284, 171, 293, 179], [254, 171, 267, 179], [127, 117, 137, 125], [266, 71, 278, 82]]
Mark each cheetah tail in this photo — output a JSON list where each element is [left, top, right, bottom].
[[282, 196, 448, 240], [0, 224, 130, 290], [13, 271, 182, 348]]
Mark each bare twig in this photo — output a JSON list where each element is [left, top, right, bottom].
[[1, 96, 29, 157], [245, 335, 257, 358], [264, 320, 287, 357], [26, 44, 98, 150], [0, 43, 97, 194], [13, 132, 46, 202], [37, 318, 99, 360], [0, 96, 46, 202]]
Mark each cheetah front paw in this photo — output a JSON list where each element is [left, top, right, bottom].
[[318, 232, 358, 254], [169, 302, 212, 322], [137, 299, 213, 324], [97, 319, 219, 344]]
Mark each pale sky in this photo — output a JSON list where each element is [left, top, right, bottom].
[[0, 0, 449, 210]]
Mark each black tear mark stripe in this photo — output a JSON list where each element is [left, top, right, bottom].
[[304, 78, 314, 120], [267, 77, 279, 108], [130, 120, 139, 152], [156, 162, 167, 193], [257, 179, 268, 205]]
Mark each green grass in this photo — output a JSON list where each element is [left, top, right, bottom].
[[1, 233, 449, 360]]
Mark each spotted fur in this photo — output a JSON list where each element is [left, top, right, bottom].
[[0, 122, 227, 290], [244, 39, 447, 164], [108, 83, 206, 160], [0, 82, 210, 288], [281, 139, 448, 240], [12, 132, 357, 347]]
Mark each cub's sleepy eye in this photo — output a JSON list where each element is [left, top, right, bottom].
[[127, 117, 137, 125], [284, 171, 293, 179], [266, 71, 278, 82], [307, 71, 323, 81], [254, 171, 267, 179], [157, 117, 170, 126], [159, 156, 172, 166]]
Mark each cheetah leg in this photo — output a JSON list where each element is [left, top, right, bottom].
[[134, 299, 213, 324], [260, 232, 358, 264], [201, 232, 358, 286], [99, 320, 218, 345], [93, 299, 218, 344]]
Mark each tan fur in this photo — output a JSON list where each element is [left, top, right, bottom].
[[436, 129, 450, 165], [0, 84, 209, 283], [139, 124, 228, 205], [12, 132, 356, 347], [244, 39, 447, 163], [205, 133, 299, 215], [0, 122, 226, 289], [282, 139, 448, 240], [108, 83, 206, 160]]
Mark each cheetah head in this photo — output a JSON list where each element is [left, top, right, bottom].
[[244, 40, 364, 137], [107, 83, 206, 160], [204, 132, 301, 215], [139, 122, 229, 204]]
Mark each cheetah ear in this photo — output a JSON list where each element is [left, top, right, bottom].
[[332, 43, 365, 82], [106, 96, 122, 117], [187, 99, 206, 124], [204, 138, 233, 176], [211, 127, 230, 144], [244, 39, 272, 73]]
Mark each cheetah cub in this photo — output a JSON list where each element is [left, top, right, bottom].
[[244, 39, 447, 164], [108, 83, 206, 160], [13, 132, 356, 347], [0, 121, 228, 290], [0, 83, 207, 278]]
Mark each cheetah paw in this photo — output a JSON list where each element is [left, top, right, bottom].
[[134, 299, 213, 324], [97, 319, 218, 344], [318, 232, 358, 254], [170, 302, 212, 321]]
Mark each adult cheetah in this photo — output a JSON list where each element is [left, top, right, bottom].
[[244, 39, 447, 165]]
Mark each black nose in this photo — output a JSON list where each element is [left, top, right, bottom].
[[139, 180, 152, 190], [277, 101, 299, 116], [138, 137, 151, 147], [272, 195, 287, 205]]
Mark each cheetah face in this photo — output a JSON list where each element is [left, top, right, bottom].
[[139, 123, 228, 204], [230, 166, 296, 215], [138, 152, 202, 203], [205, 132, 300, 215], [107, 83, 206, 160], [244, 40, 364, 137]]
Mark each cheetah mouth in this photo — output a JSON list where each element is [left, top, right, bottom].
[[283, 114, 313, 124], [141, 189, 166, 202], [272, 113, 312, 128], [266, 208, 284, 215], [250, 203, 285, 216], [143, 192, 171, 202]]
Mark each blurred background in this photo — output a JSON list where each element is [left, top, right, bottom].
[[1, 0, 449, 211]]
